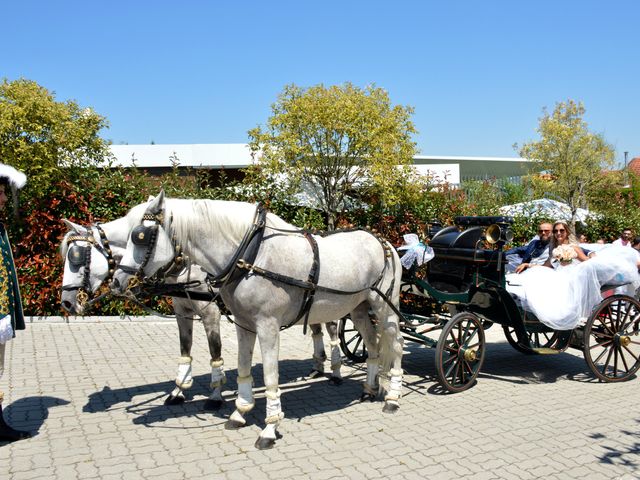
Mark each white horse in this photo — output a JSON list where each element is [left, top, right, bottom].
[[111, 192, 404, 449], [60, 218, 227, 409]]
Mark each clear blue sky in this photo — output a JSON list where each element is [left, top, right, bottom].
[[2, 1, 638, 165]]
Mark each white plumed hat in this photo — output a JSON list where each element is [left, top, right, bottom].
[[0, 163, 27, 189]]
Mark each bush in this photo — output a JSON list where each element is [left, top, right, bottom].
[[11, 158, 640, 316]]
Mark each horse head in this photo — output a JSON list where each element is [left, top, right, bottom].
[[60, 219, 119, 314], [111, 190, 176, 295]]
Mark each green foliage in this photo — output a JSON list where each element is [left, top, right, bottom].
[[518, 100, 615, 230], [248, 83, 417, 229], [0, 78, 110, 198]]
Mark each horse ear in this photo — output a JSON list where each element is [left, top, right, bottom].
[[147, 190, 165, 214], [63, 218, 86, 233], [147, 195, 155, 202]]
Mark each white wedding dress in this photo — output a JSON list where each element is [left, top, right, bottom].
[[506, 246, 640, 330]]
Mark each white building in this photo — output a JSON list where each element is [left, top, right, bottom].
[[108, 144, 532, 185]]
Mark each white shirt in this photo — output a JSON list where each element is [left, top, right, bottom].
[[612, 238, 632, 247]]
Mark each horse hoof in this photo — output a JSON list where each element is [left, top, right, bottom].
[[307, 369, 324, 380], [382, 402, 399, 414], [360, 392, 376, 403], [224, 419, 246, 430], [164, 394, 185, 406], [255, 437, 276, 450], [328, 376, 343, 386], [203, 399, 223, 411]]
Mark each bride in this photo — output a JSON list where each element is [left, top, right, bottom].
[[506, 221, 640, 330]]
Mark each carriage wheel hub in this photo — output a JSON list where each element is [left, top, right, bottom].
[[618, 335, 631, 347], [462, 348, 477, 362]]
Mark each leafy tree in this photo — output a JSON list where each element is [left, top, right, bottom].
[[518, 100, 615, 230], [0, 78, 110, 197], [248, 83, 417, 229]]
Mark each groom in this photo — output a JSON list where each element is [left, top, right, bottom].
[[506, 222, 552, 273]]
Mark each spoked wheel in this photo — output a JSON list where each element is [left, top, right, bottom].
[[435, 312, 486, 393], [502, 325, 560, 353], [583, 295, 640, 382], [338, 315, 368, 363]]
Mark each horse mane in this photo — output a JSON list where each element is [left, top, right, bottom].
[[164, 199, 296, 251]]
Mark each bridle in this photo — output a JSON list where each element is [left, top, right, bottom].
[[61, 224, 115, 310], [118, 210, 187, 294]]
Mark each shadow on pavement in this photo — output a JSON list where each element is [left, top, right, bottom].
[[83, 358, 371, 428], [593, 418, 640, 471], [399, 339, 600, 395], [0, 396, 70, 443]]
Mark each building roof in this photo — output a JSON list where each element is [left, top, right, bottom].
[[107, 144, 532, 179], [628, 157, 640, 176], [109, 143, 254, 169]]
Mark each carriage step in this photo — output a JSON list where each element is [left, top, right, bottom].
[[531, 347, 561, 355]]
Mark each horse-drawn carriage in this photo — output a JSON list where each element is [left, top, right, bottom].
[[62, 198, 640, 449], [339, 215, 640, 392]]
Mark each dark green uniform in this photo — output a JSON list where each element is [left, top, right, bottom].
[[0, 223, 24, 335]]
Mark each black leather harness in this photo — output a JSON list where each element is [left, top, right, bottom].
[[127, 203, 399, 334]]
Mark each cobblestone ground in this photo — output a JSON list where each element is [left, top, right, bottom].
[[0, 317, 639, 479]]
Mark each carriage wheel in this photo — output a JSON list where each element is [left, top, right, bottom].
[[435, 312, 486, 393], [502, 325, 560, 353], [338, 316, 368, 363], [583, 295, 640, 382]]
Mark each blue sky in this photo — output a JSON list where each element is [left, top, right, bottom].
[[2, 1, 638, 164]]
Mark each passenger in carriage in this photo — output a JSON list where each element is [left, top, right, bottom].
[[517, 221, 592, 272], [507, 222, 552, 273]]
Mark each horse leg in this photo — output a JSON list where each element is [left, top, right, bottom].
[[200, 302, 226, 411], [255, 319, 283, 450], [308, 323, 326, 379], [378, 311, 404, 414], [325, 321, 343, 385], [225, 324, 256, 430], [350, 304, 380, 402], [165, 309, 194, 405]]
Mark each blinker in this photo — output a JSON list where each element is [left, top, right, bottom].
[[131, 224, 156, 246], [68, 245, 88, 266]]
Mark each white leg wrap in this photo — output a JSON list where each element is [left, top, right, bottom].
[[385, 368, 403, 402], [175, 356, 193, 389], [235, 375, 255, 413], [264, 388, 284, 425], [329, 340, 342, 373], [210, 361, 226, 389], [366, 358, 379, 389]]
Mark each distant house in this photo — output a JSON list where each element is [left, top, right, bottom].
[[108, 144, 533, 186], [627, 157, 640, 177]]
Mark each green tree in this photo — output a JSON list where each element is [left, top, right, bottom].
[[518, 100, 615, 230], [0, 78, 110, 197], [248, 83, 417, 229]]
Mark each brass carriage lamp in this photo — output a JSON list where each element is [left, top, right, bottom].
[[485, 223, 514, 247]]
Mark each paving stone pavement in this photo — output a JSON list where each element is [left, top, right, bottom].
[[0, 316, 639, 479]]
